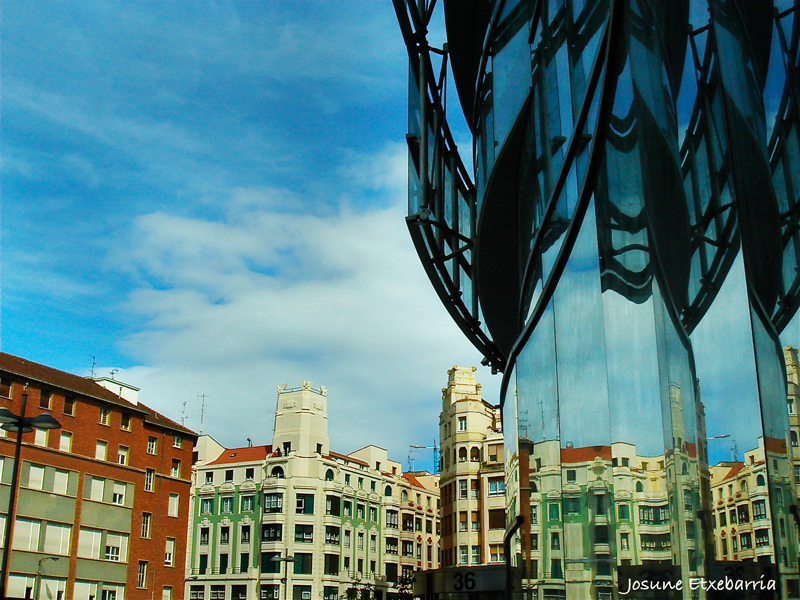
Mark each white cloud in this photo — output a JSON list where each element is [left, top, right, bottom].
[[112, 143, 500, 466]]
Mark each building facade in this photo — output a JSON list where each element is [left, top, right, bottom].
[[0, 352, 196, 600], [186, 382, 440, 600], [438, 367, 505, 569], [395, 0, 800, 598]]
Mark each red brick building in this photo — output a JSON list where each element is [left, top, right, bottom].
[[0, 352, 197, 600]]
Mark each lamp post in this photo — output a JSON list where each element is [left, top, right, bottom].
[[34, 556, 59, 600], [0, 392, 61, 599], [271, 554, 295, 600]]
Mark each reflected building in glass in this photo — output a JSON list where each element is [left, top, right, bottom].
[[394, 0, 800, 598]]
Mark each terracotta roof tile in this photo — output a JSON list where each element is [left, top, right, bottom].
[[207, 445, 272, 465], [0, 352, 145, 411]]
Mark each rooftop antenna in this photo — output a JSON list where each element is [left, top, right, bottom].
[[109, 368, 119, 380], [180, 401, 189, 426], [247, 437, 252, 447], [89, 355, 97, 379], [407, 450, 416, 472], [198, 393, 210, 435]]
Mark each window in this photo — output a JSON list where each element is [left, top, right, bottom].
[[324, 553, 340, 576], [489, 509, 505, 530], [27, 464, 45, 490], [201, 498, 213, 515], [756, 528, 770, 547], [357, 504, 365, 520], [34, 428, 48, 447], [221, 527, 230, 545], [386, 510, 398, 528], [145, 468, 155, 492], [147, 437, 157, 454], [200, 527, 209, 545], [225, 469, 234, 483], [490, 544, 504, 563], [13, 518, 41, 551], [294, 553, 313, 575], [205, 471, 214, 485], [326, 495, 340, 516], [171, 459, 181, 478], [566, 470, 576, 482], [221, 496, 233, 513], [165, 538, 175, 566], [458, 416, 467, 431], [345, 474, 351, 485], [95, 440, 108, 460], [0, 378, 11, 398], [43, 522, 71, 555], [59, 431, 72, 452], [472, 546, 481, 563], [53, 469, 69, 495], [168, 494, 179, 517], [242, 495, 255, 512], [618, 504, 630, 520], [489, 478, 505, 496], [63, 396, 74, 416], [296, 494, 314, 514], [325, 469, 335, 481], [459, 480, 467, 499], [358, 477, 364, 489], [295, 524, 313, 543], [121, 413, 131, 431], [89, 477, 105, 501], [551, 532, 560, 550], [531, 505, 538, 524], [403, 541, 414, 557], [370, 534, 377, 552], [173, 435, 182, 448], [549, 503, 560, 520], [460, 546, 468, 564], [141, 513, 152, 538], [112, 482, 126, 505], [99, 408, 110, 425], [39, 390, 52, 409], [264, 493, 282, 513], [105, 533, 127, 562], [325, 526, 340, 545], [246, 467, 255, 480], [137, 561, 148, 588], [344, 530, 351, 548], [240, 526, 250, 544], [344, 500, 352, 517], [117, 445, 129, 465], [753, 500, 767, 520], [262, 524, 282, 542]]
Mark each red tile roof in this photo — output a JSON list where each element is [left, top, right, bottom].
[[0, 352, 197, 438], [721, 462, 745, 482], [560, 445, 612, 464], [207, 445, 272, 465]]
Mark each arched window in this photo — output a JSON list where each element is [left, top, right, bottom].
[[401, 490, 408, 502], [385, 485, 392, 497], [458, 447, 467, 463], [470, 447, 480, 462], [445, 452, 450, 469], [741, 480, 748, 492], [636, 481, 644, 493], [530, 481, 538, 493], [757, 474, 766, 487], [272, 466, 284, 479], [325, 469, 334, 481], [682, 462, 689, 475]]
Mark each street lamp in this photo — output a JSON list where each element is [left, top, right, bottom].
[[0, 392, 61, 599], [271, 554, 295, 600], [34, 556, 59, 600]]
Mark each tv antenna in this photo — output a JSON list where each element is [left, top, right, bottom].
[[198, 393, 210, 434], [89, 355, 97, 378], [411, 440, 440, 474]]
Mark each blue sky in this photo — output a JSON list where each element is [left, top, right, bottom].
[[1, 0, 496, 470]]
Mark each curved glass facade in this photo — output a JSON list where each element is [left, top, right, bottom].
[[396, 0, 800, 598]]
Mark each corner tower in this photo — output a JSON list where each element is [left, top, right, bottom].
[[272, 381, 329, 457]]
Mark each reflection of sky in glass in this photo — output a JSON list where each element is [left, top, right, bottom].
[[691, 254, 762, 465]]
